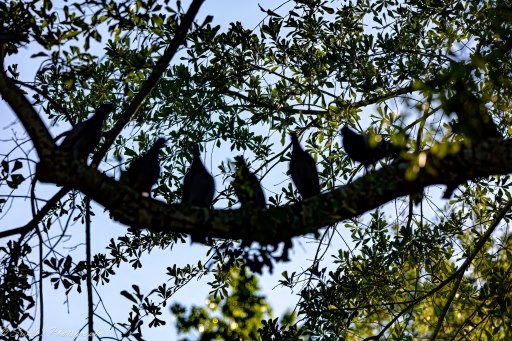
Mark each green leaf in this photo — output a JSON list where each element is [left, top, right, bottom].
[[120, 290, 138, 304]]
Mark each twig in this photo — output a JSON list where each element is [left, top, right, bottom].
[[0, 70, 55, 158], [430, 271, 464, 340], [12, 78, 75, 127], [224, 83, 414, 117]]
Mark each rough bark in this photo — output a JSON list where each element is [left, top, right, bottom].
[[34, 139, 512, 243]]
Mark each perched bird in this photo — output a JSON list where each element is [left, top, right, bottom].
[[59, 103, 113, 161], [443, 184, 457, 199], [120, 138, 166, 196], [442, 181, 467, 199], [182, 144, 215, 207], [446, 79, 501, 141], [182, 144, 215, 244], [232, 156, 266, 209], [289, 133, 320, 199], [341, 126, 401, 166]]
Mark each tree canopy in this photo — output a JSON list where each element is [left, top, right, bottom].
[[1, 0, 512, 339]]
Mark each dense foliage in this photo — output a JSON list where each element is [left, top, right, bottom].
[[1, 0, 512, 339]]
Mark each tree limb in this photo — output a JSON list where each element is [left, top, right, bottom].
[[430, 271, 464, 340], [93, 0, 206, 165], [224, 83, 414, 116], [85, 196, 93, 341], [36, 138, 512, 243]]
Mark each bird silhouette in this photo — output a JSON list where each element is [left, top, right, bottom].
[[443, 183, 458, 199], [232, 156, 266, 209], [59, 103, 113, 161], [182, 144, 215, 244], [289, 133, 320, 199], [182, 144, 215, 207], [341, 126, 401, 166], [446, 78, 501, 141], [120, 138, 166, 197]]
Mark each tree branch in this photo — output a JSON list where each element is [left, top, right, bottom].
[[224, 83, 414, 116], [430, 271, 464, 340], [36, 138, 512, 243], [93, 0, 206, 165]]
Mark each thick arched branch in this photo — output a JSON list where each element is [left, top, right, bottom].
[[36, 138, 512, 244]]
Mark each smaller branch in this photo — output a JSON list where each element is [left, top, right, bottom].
[[347, 83, 414, 111], [224, 89, 324, 115], [430, 271, 464, 340], [92, 0, 206, 165], [35, 220, 44, 341], [224, 83, 414, 118], [449, 303, 484, 341], [12, 79, 75, 127]]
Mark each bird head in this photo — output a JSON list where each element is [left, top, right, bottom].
[[146, 137, 166, 158], [340, 126, 354, 136], [290, 131, 298, 142], [233, 155, 246, 166], [290, 131, 303, 148], [233, 156, 249, 174], [154, 137, 167, 149], [192, 144, 200, 159], [94, 103, 114, 120]]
